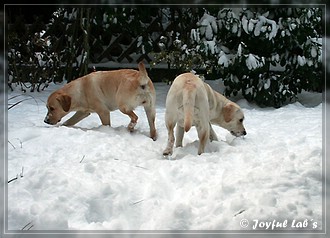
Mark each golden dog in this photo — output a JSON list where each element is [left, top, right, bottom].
[[163, 73, 246, 155], [44, 62, 157, 140]]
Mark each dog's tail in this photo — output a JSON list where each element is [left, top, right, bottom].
[[183, 84, 197, 132], [138, 61, 149, 85]]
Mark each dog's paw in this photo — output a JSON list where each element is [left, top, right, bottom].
[[163, 148, 173, 156], [150, 131, 157, 141], [127, 122, 137, 132]]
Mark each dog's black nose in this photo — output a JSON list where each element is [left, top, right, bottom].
[[243, 131, 247, 136]]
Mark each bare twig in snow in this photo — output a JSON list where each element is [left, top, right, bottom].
[[8, 94, 40, 110], [8, 138, 23, 149], [80, 155, 86, 163], [20, 167, 24, 178], [131, 199, 145, 205], [22, 221, 34, 230], [8, 140, 15, 149], [234, 209, 246, 217], [8, 175, 18, 184], [8, 167, 24, 183], [135, 165, 148, 170]]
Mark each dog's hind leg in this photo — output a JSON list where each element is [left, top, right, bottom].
[[175, 125, 184, 147], [196, 124, 210, 155], [163, 117, 176, 156], [144, 105, 157, 141], [63, 111, 90, 126], [209, 123, 218, 142]]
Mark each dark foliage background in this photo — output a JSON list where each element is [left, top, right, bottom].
[[6, 4, 324, 107]]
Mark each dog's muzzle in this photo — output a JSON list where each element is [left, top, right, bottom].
[[44, 115, 58, 125], [231, 130, 247, 137], [44, 117, 51, 124]]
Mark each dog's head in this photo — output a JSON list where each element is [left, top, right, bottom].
[[44, 92, 71, 125], [220, 102, 247, 137]]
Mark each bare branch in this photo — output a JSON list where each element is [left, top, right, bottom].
[[22, 221, 34, 230], [20, 167, 24, 178], [234, 209, 246, 217], [8, 140, 15, 149], [131, 199, 145, 206], [8, 167, 24, 183], [8, 175, 18, 184], [135, 165, 148, 170], [8, 94, 40, 110], [80, 155, 86, 163]]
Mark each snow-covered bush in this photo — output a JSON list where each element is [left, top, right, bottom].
[[224, 8, 323, 107], [8, 17, 62, 92], [155, 8, 323, 107], [151, 8, 204, 73], [8, 8, 97, 92], [44, 8, 92, 83]]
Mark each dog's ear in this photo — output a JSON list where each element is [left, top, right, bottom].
[[57, 94, 71, 112], [223, 103, 235, 123]]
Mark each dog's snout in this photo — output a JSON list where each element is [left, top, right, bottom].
[[231, 130, 247, 137], [44, 114, 53, 125]]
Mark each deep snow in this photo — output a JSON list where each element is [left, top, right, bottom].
[[7, 80, 323, 232]]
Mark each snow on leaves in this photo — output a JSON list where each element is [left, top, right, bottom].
[[179, 8, 323, 107], [242, 13, 278, 40], [198, 13, 217, 40], [245, 54, 264, 71]]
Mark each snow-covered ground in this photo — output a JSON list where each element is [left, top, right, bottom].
[[7, 80, 323, 233]]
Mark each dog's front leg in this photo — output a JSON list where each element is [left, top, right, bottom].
[[97, 110, 111, 126], [63, 111, 90, 126]]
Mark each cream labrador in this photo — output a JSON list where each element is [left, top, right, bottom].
[[163, 72, 246, 155], [44, 62, 157, 140]]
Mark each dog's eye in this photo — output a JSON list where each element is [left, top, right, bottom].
[[49, 107, 55, 111], [239, 118, 244, 123]]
